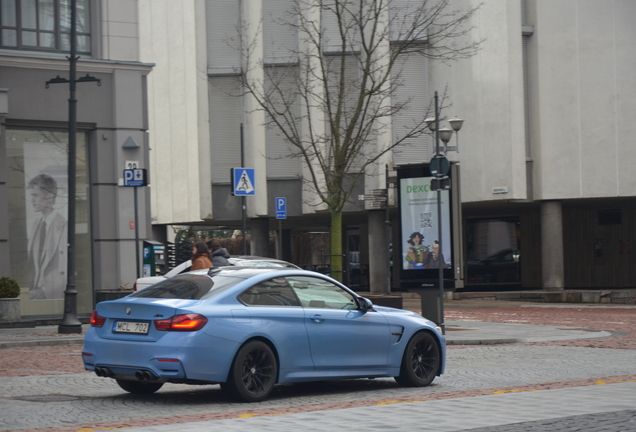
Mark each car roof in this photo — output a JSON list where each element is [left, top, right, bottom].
[[191, 266, 295, 278], [228, 256, 300, 268]]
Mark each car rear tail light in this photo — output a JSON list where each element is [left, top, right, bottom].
[[133, 282, 137, 291], [154, 314, 208, 332], [90, 310, 106, 327]]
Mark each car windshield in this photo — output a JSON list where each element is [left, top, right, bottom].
[[130, 273, 244, 300]]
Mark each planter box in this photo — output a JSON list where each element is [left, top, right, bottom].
[[0, 298, 20, 322]]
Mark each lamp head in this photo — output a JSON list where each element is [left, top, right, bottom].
[[439, 126, 454, 144], [449, 117, 464, 132]]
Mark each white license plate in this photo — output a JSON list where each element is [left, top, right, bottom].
[[113, 321, 149, 334]]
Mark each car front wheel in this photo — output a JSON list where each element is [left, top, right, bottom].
[[224, 340, 278, 402], [115, 378, 163, 394], [395, 331, 440, 387]]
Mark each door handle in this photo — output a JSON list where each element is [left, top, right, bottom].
[[310, 314, 325, 322]]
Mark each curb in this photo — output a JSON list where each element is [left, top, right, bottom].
[[0, 338, 85, 349], [447, 338, 519, 345]]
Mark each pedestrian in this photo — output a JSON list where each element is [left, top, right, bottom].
[[207, 240, 231, 267], [190, 241, 213, 270]]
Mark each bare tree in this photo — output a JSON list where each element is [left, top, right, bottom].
[[238, 0, 480, 281]]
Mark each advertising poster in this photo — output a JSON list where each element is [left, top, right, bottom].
[[24, 142, 69, 300], [400, 177, 452, 271]]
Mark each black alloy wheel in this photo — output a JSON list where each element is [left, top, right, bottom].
[[115, 378, 163, 394], [395, 331, 440, 387], [225, 340, 278, 402]]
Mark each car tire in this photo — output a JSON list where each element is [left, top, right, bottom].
[[115, 378, 163, 394], [395, 331, 440, 387], [225, 340, 277, 402]]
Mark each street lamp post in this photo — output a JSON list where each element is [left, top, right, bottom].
[[46, 0, 100, 334], [424, 91, 464, 334]]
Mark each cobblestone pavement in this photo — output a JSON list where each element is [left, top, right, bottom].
[[463, 410, 636, 432], [0, 302, 635, 431]]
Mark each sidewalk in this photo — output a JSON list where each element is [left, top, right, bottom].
[[0, 316, 618, 349], [117, 382, 636, 432]]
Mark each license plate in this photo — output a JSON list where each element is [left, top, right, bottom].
[[113, 321, 149, 334]]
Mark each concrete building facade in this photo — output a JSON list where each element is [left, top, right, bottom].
[[139, 0, 636, 293], [0, 0, 153, 318]]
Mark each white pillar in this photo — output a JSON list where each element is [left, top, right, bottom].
[[363, 0, 393, 201], [241, 0, 268, 217], [299, 0, 327, 213]]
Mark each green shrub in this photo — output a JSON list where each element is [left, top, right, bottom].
[[0, 277, 20, 299]]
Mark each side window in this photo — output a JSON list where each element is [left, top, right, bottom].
[[287, 276, 357, 310], [239, 277, 300, 307]]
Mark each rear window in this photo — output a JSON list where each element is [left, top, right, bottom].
[[130, 276, 214, 299], [130, 274, 244, 300]]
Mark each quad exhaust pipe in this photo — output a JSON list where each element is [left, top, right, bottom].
[[94, 366, 114, 378], [135, 370, 157, 381], [94, 366, 156, 381]]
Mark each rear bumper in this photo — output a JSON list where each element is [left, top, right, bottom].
[[82, 328, 238, 383]]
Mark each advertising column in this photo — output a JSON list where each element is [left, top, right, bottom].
[[400, 177, 452, 273]]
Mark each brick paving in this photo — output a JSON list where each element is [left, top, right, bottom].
[[444, 302, 636, 350], [1, 300, 635, 432], [1, 301, 634, 378]]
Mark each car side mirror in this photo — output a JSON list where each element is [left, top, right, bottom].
[[357, 297, 374, 312]]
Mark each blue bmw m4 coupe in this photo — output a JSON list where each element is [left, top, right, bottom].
[[83, 267, 445, 402]]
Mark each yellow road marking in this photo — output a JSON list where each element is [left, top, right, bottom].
[[238, 413, 291, 418], [377, 400, 422, 405], [76, 428, 129, 432], [492, 389, 540, 395]]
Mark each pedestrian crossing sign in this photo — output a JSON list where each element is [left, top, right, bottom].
[[231, 168, 255, 196]]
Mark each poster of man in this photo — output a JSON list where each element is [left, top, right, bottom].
[[27, 173, 68, 300]]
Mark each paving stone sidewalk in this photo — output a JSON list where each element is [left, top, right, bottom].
[[113, 382, 636, 432]]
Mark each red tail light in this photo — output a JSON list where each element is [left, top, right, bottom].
[[90, 310, 106, 327], [154, 314, 208, 332], [133, 282, 137, 291]]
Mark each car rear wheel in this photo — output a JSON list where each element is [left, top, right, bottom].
[[115, 378, 163, 394], [225, 340, 277, 402], [395, 331, 440, 387]]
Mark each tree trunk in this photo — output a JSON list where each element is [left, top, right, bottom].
[[330, 210, 343, 282]]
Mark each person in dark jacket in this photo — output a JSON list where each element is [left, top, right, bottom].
[[207, 240, 231, 267]]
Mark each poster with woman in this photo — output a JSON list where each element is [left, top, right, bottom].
[[399, 177, 451, 271]]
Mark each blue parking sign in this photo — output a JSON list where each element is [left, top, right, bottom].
[[123, 169, 147, 187], [275, 197, 286, 219]]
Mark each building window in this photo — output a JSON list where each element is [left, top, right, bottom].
[[0, 0, 91, 53], [598, 209, 621, 225], [466, 218, 521, 285]]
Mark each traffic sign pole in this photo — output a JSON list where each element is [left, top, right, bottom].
[[275, 197, 286, 260], [278, 219, 282, 260], [123, 169, 147, 278], [134, 186, 140, 278]]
